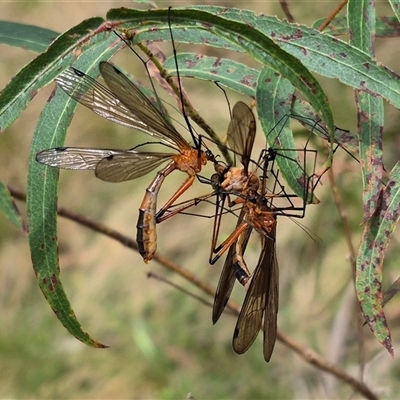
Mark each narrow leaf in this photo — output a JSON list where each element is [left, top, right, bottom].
[[0, 17, 107, 133], [0, 182, 23, 229], [106, 7, 400, 112], [107, 7, 336, 151], [0, 21, 58, 53], [256, 66, 318, 204], [27, 34, 124, 347], [389, 0, 400, 23], [356, 162, 400, 357], [164, 54, 258, 97]]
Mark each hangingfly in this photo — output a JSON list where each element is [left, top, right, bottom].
[[138, 99, 317, 361], [207, 102, 316, 361], [36, 61, 215, 262]]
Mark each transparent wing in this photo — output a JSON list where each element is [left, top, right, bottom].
[[99, 62, 191, 150], [95, 151, 173, 182], [36, 147, 173, 182], [36, 147, 122, 170], [227, 101, 256, 170], [212, 207, 252, 324], [232, 228, 278, 361], [55, 64, 188, 150]]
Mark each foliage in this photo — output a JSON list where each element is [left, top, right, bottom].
[[1, 0, 400, 398]]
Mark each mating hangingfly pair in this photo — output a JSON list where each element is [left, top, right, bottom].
[[35, 16, 326, 362]]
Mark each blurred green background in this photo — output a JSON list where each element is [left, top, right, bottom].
[[1, 1, 400, 399]]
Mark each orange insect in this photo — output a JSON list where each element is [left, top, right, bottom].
[[36, 62, 215, 262], [208, 103, 317, 361]]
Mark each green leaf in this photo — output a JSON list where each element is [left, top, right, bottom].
[[0, 182, 23, 229], [389, 0, 400, 22], [27, 33, 125, 348], [0, 17, 107, 133], [106, 7, 400, 113], [256, 66, 318, 204], [350, 0, 384, 222], [356, 93, 384, 221], [165, 53, 359, 158], [164, 54, 258, 97], [107, 7, 336, 152], [313, 16, 400, 38], [191, 6, 400, 109], [0, 21, 59, 53], [351, 0, 392, 356], [356, 162, 400, 358]]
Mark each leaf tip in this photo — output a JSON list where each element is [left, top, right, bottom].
[[383, 335, 394, 358]]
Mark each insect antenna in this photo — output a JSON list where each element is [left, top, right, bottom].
[[167, 7, 199, 148]]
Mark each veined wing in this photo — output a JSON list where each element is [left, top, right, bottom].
[[55, 64, 187, 150], [263, 237, 279, 362], [36, 147, 173, 182], [232, 230, 278, 362], [100, 62, 191, 151], [227, 101, 256, 171], [212, 207, 252, 324], [95, 150, 173, 182]]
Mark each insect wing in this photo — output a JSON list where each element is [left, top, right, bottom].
[[36, 147, 123, 170], [55, 65, 185, 150], [232, 231, 278, 362], [95, 151, 173, 182], [212, 216, 252, 324], [36, 147, 173, 182], [227, 101, 256, 170], [55, 69, 152, 136], [99, 62, 191, 151]]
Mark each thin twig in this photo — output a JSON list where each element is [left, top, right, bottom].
[[278, 0, 295, 23], [279, 330, 378, 400], [317, 0, 348, 32], [9, 185, 378, 399], [147, 271, 214, 309]]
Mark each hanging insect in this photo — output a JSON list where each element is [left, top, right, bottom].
[[150, 101, 291, 360], [36, 61, 216, 263], [162, 101, 317, 361]]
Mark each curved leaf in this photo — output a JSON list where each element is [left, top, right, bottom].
[[350, 0, 389, 355], [0, 17, 107, 133], [164, 54, 258, 97], [107, 7, 336, 149], [0, 21, 58, 53], [106, 7, 400, 113], [256, 66, 318, 204], [356, 162, 400, 358], [27, 33, 125, 348]]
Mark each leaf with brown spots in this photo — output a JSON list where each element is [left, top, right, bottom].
[[356, 162, 400, 357], [27, 32, 123, 348]]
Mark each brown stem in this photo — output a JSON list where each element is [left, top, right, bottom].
[[278, 330, 378, 400], [278, 0, 295, 23], [317, 0, 348, 32]]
